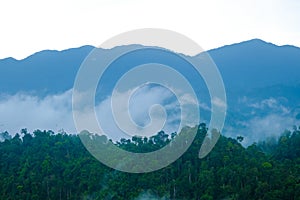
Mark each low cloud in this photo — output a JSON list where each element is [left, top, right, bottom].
[[245, 114, 298, 143], [225, 97, 300, 146], [247, 97, 290, 114], [94, 85, 181, 140], [0, 90, 75, 135], [212, 97, 227, 109], [225, 114, 299, 146], [0, 89, 120, 138], [0, 84, 200, 141], [134, 190, 167, 200], [2, 90, 297, 146], [94, 84, 200, 140]]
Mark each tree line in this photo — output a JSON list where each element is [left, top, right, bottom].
[[0, 123, 299, 199]]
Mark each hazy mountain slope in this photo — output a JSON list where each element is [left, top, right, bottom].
[[208, 39, 300, 90], [1, 40, 300, 143], [0, 45, 94, 95], [1, 39, 300, 96]]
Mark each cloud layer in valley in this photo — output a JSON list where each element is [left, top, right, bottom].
[[0, 85, 197, 141], [224, 97, 300, 145], [1, 88, 299, 146]]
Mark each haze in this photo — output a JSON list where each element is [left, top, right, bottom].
[[0, 0, 300, 59]]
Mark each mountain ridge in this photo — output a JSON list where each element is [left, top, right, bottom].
[[0, 39, 300, 144], [0, 45, 95, 62], [2, 38, 300, 61], [0, 38, 300, 96]]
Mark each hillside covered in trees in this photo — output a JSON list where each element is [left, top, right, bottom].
[[0, 124, 300, 200]]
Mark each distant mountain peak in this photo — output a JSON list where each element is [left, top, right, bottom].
[[0, 45, 95, 62], [208, 38, 277, 52], [209, 38, 300, 53]]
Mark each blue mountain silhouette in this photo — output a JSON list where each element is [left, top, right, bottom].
[[1, 39, 299, 97], [1, 39, 300, 142]]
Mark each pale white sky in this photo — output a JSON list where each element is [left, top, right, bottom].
[[0, 0, 299, 59]]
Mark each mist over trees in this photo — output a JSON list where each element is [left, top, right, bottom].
[[0, 124, 299, 200]]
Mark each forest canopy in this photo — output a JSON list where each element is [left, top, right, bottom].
[[0, 124, 299, 200]]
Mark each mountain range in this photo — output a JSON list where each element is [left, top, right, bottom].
[[1, 39, 300, 144], [1, 39, 300, 96]]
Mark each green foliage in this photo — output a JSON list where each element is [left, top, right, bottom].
[[0, 125, 299, 199]]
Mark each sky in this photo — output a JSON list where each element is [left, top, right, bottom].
[[1, 0, 300, 144], [0, 0, 300, 59]]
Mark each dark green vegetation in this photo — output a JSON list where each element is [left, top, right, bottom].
[[0, 124, 299, 200]]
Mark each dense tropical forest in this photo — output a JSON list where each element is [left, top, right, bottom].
[[0, 123, 299, 200]]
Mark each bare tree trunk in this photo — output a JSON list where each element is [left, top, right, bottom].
[[59, 187, 62, 200], [47, 179, 50, 200], [173, 182, 176, 199]]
